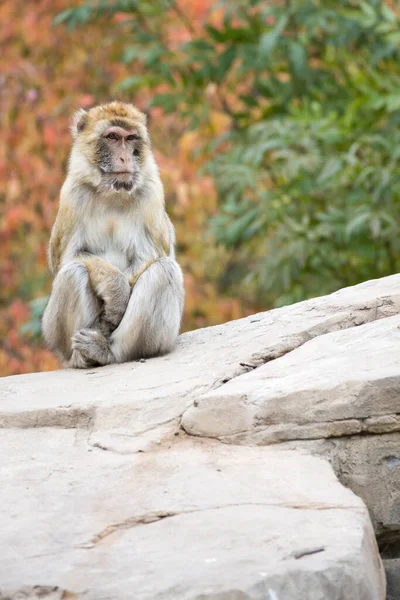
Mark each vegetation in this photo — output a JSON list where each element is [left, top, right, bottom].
[[1, 0, 400, 375], [57, 0, 400, 306]]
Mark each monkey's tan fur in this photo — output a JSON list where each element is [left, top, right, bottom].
[[42, 101, 184, 368]]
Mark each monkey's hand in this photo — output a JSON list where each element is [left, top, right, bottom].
[[80, 257, 131, 332], [125, 258, 158, 288]]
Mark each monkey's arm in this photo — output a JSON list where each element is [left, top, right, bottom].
[[123, 215, 176, 287], [48, 209, 69, 275], [80, 257, 131, 332], [48, 203, 84, 275]]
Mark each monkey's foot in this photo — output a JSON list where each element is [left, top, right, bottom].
[[68, 349, 94, 369], [71, 328, 115, 367]]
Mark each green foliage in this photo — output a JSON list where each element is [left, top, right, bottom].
[[20, 297, 48, 340], [57, 0, 400, 307]]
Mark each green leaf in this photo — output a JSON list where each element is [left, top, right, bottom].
[[53, 8, 75, 26], [20, 297, 48, 340], [30, 297, 48, 319], [53, 6, 93, 29], [144, 46, 164, 67], [215, 207, 260, 247], [258, 15, 288, 62], [288, 41, 307, 80], [217, 46, 236, 80], [118, 76, 148, 90], [381, 3, 396, 23], [123, 46, 143, 63], [150, 93, 181, 113], [205, 25, 226, 42], [183, 40, 215, 52], [346, 213, 370, 237]]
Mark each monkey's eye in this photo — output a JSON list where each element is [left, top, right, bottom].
[[133, 148, 140, 157], [106, 133, 119, 141], [126, 134, 139, 142]]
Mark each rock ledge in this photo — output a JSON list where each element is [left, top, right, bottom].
[[3, 275, 400, 599]]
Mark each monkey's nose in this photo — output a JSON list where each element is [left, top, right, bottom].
[[120, 157, 125, 163]]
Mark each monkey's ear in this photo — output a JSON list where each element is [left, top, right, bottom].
[[71, 108, 88, 138], [142, 108, 151, 127]]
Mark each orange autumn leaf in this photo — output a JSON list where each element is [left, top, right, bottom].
[[8, 299, 29, 324]]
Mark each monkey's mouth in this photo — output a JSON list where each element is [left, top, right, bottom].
[[101, 170, 135, 192], [113, 180, 134, 191]]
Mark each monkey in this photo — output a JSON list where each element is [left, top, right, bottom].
[[42, 101, 184, 368]]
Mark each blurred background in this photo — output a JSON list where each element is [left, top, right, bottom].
[[1, 0, 400, 376]]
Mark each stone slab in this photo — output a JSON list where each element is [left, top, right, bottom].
[[0, 432, 385, 599], [182, 314, 400, 445]]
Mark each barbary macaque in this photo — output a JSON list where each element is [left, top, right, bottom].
[[42, 102, 184, 368]]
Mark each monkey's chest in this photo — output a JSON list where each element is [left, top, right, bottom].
[[97, 248, 129, 271], [81, 217, 153, 270]]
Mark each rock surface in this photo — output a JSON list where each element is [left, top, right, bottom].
[[182, 313, 400, 443], [385, 559, 400, 600], [2, 274, 400, 598], [0, 435, 385, 599]]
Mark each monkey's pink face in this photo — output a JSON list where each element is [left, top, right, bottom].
[[97, 125, 143, 192]]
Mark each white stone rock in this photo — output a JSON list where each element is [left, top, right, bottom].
[[181, 313, 400, 444], [3, 275, 400, 599], [277, 432, 400, 537], [0, 433, 385, 599]]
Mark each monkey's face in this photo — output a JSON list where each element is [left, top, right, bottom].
[[96, 125, 143, 193], [70, 103, 150, 195]]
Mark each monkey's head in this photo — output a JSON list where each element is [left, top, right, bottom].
[[70, 102, 151, 194]]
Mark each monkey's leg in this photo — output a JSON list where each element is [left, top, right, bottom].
[[42, 261, 102, 368], [43, 259, 130, 368], [70, 257, 131, 367], [113, 257, 184, 361], [71, 258, 184, 366]]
